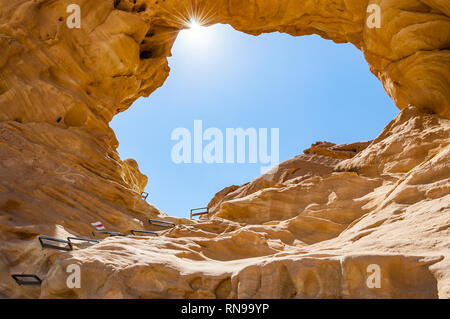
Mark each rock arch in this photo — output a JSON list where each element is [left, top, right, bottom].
[[0, 0, 449, 299], [0, 0, 449, 136]]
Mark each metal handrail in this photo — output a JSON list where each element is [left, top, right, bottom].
[[92, 231, 127, 238], [38, 235, 73, 251], [130, 230, 159, 236], [190, 207, 209, 219], [67, 237, 100, 245], [148, 219, 175, 228], [11, 274, 42, 286]]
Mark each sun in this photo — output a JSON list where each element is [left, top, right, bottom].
[[186, 18, 205, 38], [189, 19, 201, 31], [178, 17, 214, 48]]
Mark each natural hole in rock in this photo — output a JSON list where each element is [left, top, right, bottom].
[[111, 24, 399, 218], [139, 50, 154, 60]]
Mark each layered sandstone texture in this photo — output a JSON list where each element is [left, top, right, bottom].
[[0, 0, 449, 299]]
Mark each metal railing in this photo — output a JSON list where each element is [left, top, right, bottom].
[[148, 219, 175, 228], [92, 231, 128, 238], [11, 274, 42, 286], [190, 207, 209, 219], [67, 237, 100, 245], [130, 230, 159, 236], [38, 235, 73, 251]]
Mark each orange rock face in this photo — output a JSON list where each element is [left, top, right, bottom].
[[0, 0, 449, 298]]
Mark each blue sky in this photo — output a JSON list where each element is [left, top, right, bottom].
[[111, 23, 398, 218]]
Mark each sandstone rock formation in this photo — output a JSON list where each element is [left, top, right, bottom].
[[40, 106, 450, 299], [0, 0, 449, 299]]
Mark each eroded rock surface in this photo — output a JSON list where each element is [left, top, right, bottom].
[[38, 107, 450, 299], [0, 0, 449, 298]]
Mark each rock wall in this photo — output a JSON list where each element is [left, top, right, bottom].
[[41, 106, 450, 299], [0, 0, 449, 298], [1, 0, 449, 128]]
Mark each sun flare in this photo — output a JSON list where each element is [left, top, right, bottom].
[[189, 19, 201, 30], [187, 19, 205, 37], [180, 18, 211, 45]]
